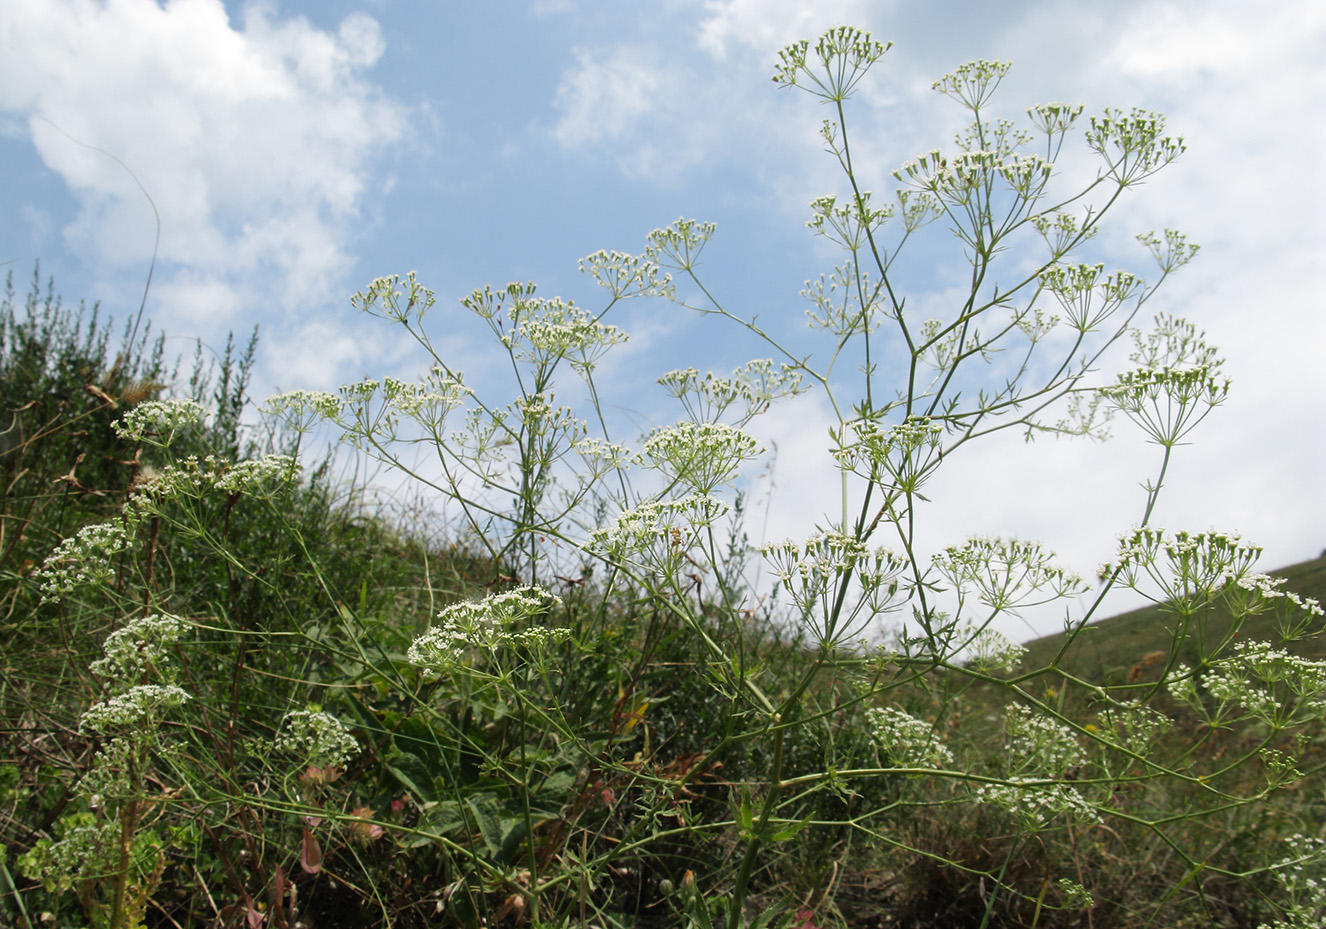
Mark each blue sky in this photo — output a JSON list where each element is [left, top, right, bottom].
[[2, 0, 1323, 639]]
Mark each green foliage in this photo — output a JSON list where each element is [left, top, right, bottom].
[[4, 28, 1324, 929]]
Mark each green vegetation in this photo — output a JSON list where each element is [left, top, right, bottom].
[[3, 28, 1325, 929]]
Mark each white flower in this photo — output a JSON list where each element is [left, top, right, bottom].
[[866, 706, 952, 769], [113, 399, 205, 442], [35, 522, 132, 602], [976, 778, 1101, 828], [276, 708, 361, 769], [639, 421, 762, 493], [1005, 704, 1083, 775], [588, 495, 731, 571], [89, 614, 189, 682], [80, 685, 191, 733], [407, 587, 567, 671]]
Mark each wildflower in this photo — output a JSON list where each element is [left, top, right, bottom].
[[935, 537, 1083, 612], [866, 706, 953, 769], [639, 421, 762, 494], [407, 586, 566, 672], [1005, 704, 1084, 775], [34, 522, 132, 602], [578, 249, 674, 299], [80, 684, 191, 734], [965, 626, 1028, 673], [89, 613, 189, 682], [975, 778, 1101, 828], [589, 495, 731, 571], [831, 416, 943, 492], [261, 389, 341, 428], [1101, 528, 1260, 609], [508, 297, 629, 372], [276, 708, 361, 769], [113, 399, 205, 443]]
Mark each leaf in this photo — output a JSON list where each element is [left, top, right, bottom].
[[386, 752, 438, 804], [465, 794, 506, 859], [768, 815, 812, 843], [300, 828, 322, 874]]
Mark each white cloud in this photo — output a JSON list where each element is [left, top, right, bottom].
[[0, 0, 405, 330], [552, 46, 665, 150], [695, 0, 891, 61]]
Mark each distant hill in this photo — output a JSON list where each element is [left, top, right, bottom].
[[1019, 552, 1326, 683]]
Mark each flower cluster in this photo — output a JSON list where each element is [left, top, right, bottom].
[[639, 421, 762, 494], [866, 706, 953, 769], [763, 532, 905, 612], [643, 218, 718, 272], [1039, 262, 1142, 332], [975, 778, 1101, 828], [80, 684, 192, 734], [589, 495, 730, 572], [262, 388, 342, 432], [931, 59, 1012, 109], [351, 271, 436, 324], [573, 436, 633, 476], [1095, 699, 1172, 754], [805, 191, 894, 250], [802, 261, 884, 336], [113, 399, 205, 443], [506, 297, 629, 372], [771, 26, 891, 101], [34, 522, 131, 601], [964, 626, 1027, 674], [407, 587, 566, 672], [1258, 834, 1326, 929], [89, 614, 189, 682], [934, 537, 1084, 613], [1138, 228, 1200, 273], [578, 249, 674, 299], [276, 708, 361, 769], [1168, 640, 1326, 729], [1085, 108, 1185, 185], [1032, 210, 1095, 257], [1102, 365, 1229, 446], [894, 147, 1052, 206], [1027, 102, 1085, 137], [1005, 704, 1084, 776], [832, 416, 944, 494], [1101, 528, 1262, 612], [657, 359, 805, 426], [383, 372, 471, 426], [125, 455, 300, 520]]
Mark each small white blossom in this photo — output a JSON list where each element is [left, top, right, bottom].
[[976, 778, 1101, 828], [407, 587, 567, 672], [965, 627, 1028, 674], [1005, 704, 1084, 775], [639, 421, 762, 494], [589, 495, 731, 570], [935, 537, 1083, 612], [866, 706, 952, 769], [89, 614, 189, 682], [80, 684, 191, 734], [35, 522, 132, 602], [113, 399, 205, 443], [276, 708, 361, 769]]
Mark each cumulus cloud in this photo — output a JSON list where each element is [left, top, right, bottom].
[[695, 0, 891, 61], [552, 45, 665, 150], [0, 0, 405, 329]]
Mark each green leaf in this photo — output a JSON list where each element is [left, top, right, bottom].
[[385, 752, 437, 804]]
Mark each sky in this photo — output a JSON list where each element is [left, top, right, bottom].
[[1, 0, 1323, 641]]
